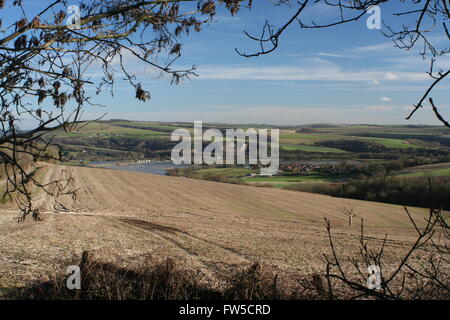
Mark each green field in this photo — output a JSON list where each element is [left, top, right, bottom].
[[395, 163, 450, 178], [243, 174, 342, 186], [109, 121, 191, 133], [355, 137, 420, 149], [279, 132, 338, 146], [280, 144, 346, 153], [279, 133, 325, 140], [55, 122, 168, 137], [179, 166, 344, 187], [194, 167, 256, 177], [278, 129, 423, 151]]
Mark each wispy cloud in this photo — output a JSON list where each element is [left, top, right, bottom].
[[383, 55, 450, 70], [317, 52, 360, 58], [195, 61, 427, 82], [355, 42, 396, 52], [367, 105, 395, 112]]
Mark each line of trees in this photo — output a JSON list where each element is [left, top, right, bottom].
[[287, 176, 450, 210]]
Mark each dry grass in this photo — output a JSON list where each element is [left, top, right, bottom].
[[6, 251, 296, 300], [6, 250, 447, 300]]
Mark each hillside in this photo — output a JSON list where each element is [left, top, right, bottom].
[[0, 164, 431, 289], [48, 120, 450, 162]]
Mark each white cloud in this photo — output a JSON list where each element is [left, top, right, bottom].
[[367, 105, 395, 112], [194, 62, 427, 82], [371, 79, 381, 85], [380, 96, 392, 102], [384, 72, 399, 80], [317, 52, 359, 58], [355, 42, 396, 52], [384, 55, 450, 70]]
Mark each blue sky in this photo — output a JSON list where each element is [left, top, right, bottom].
[[7, 0, 450, 125]]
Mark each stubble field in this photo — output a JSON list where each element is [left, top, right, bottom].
[[0, 164, 434, 293]]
